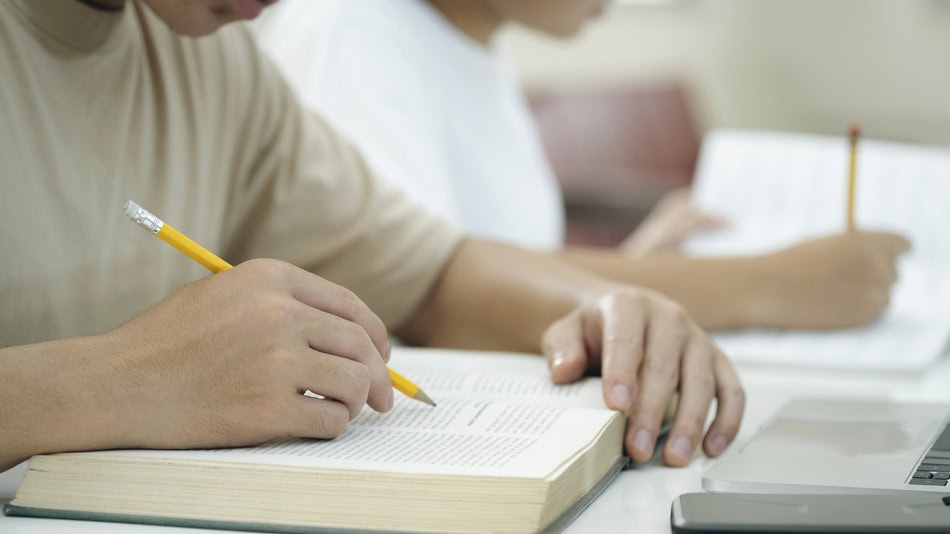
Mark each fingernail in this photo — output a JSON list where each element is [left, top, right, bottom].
[[550, 353, 566, 371], [610, 383, 631, 409], [670, 436, 693, 462], [708, 435, 728, 457], [634, 429, 653, 456], [386, 388, 395, 411]]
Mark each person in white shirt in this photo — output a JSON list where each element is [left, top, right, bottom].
[[255, 0, 910, 332], [259, 0, 565, 251]]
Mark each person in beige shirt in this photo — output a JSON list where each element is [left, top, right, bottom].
[[0, 0, 742, 472]]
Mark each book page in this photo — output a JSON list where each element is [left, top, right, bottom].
[[112, 397, 620, 478], [384, 347, 607, 408], [685, 130, 950, 371]]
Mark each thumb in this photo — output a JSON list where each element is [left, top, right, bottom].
[[541, 314, 590, 385]]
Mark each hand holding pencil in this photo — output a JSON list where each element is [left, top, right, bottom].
[[89, 233, 400, 453], [123, 200, 433, 419]]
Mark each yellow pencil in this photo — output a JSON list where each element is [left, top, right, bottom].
[[123, 200, 436, 407], [847, 123, 861, 232]]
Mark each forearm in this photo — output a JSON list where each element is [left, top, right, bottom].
[[0, 335, 128, 471], [558, 247, 768, 331], [397, 239, 615, 352]]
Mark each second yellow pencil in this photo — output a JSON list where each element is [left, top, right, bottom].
[[847, 123, 861, 232]]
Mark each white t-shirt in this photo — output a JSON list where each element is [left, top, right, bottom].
[[255, 0, 565, 251]]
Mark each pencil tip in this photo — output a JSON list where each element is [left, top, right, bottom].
[[414, 390, 437, 407]]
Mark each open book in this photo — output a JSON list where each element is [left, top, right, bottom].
[[5, 348, 626, 534], [685, 129, 950, 372]]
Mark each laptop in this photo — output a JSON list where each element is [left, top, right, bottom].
[[703, 398, 950, 494]]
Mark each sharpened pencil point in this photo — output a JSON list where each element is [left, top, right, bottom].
[[414, 389, 436, 407]]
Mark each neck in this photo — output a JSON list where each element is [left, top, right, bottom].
[[427, 0, 503, 46], [79, 0, 126, 10]]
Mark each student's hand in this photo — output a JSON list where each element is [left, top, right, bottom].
[[752, 231, 912, 329], [104, 258, 393, 449], [618, 187, 725, 256], [540, 286, 745, 467]]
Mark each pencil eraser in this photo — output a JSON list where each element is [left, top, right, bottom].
[[848, 123, 861, 140]]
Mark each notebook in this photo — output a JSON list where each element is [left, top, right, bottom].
[[685, 129, 950, 372], [702, 398, 950, 494]]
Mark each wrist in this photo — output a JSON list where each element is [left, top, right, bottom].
[[732, 254, 788, 329], [16, 334, 137, 457]]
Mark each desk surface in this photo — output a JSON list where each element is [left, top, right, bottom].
[[3, 351, 949, 534]]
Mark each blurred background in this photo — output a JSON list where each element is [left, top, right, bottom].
[[507, 0, 950, 245]]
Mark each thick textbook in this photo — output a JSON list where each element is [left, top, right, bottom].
[[5, 348, 626, 534], [685, 129, 950, 372]]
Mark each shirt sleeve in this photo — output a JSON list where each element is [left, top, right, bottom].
[[220, 28, 464, 330]]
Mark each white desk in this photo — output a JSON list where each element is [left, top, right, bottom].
[[3, 352, 948, 534]]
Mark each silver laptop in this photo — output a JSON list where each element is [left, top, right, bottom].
[[703, 398, 950, 494]]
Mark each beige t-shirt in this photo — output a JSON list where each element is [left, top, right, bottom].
[[0, 0, 463, 347]]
